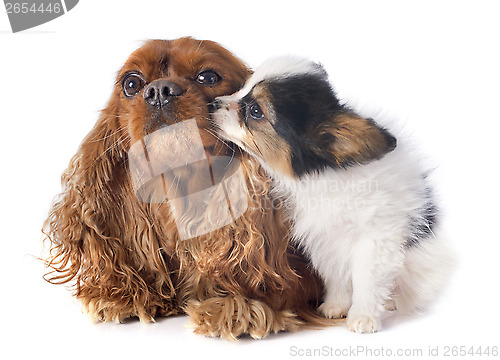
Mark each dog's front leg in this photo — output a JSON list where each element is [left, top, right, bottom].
[[347, 235, 404, 333]]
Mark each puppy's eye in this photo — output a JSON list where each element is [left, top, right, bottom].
[[249, 103, 264, 120], [122, 73, 145, 97], [196, 70, 221, 85]]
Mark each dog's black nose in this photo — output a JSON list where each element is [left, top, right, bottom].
[[143, 80, 182, 108], [208, 99, 222, 112]]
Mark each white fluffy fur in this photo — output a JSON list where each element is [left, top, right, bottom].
[[269, 142, 455, 333], [234, 56, 325, 101], [214, 58, 456, 333]]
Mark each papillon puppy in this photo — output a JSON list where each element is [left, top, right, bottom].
[[212, 57, 455, 333]]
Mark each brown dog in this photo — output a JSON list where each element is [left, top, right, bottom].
[[43, 37, 328, 339]]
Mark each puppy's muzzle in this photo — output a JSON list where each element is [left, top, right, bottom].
[[143, 80, 183, 109], [208, 99, 222, 112]]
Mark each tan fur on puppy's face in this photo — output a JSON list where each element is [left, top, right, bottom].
[[214, 83, 295, 178]]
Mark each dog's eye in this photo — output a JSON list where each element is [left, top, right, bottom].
[[249, 103, 264, 120], [196, 70, 221, 85], [122, 73, 145, 97]]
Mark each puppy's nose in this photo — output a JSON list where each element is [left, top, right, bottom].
[[143, 80, 183, 108], [208, 99, 222, 112]]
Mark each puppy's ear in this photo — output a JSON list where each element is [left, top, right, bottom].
[[313, 113, 397, 168]]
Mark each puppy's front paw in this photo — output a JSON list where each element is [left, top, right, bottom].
[[384, 298, 397, 311], [319, 302, 350, 319], [346, 312, 381, 333]]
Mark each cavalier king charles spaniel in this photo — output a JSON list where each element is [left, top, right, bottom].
[[43, 39, 330, 340], [213, 57, 455, 333]]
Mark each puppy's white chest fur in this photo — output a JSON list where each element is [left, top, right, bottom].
[[272, 150, 414, 267]]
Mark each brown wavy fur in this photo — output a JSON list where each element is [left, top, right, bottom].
[[43, 37, 332, 339]]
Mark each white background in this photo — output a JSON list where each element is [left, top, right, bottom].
[[1, 1, 499, 359]]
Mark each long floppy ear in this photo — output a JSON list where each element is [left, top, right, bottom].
[[43, 91, 179, 322], [313, 112, 397, 168]]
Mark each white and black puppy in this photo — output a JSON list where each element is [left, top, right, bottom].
[[212, 58, 455, 333]]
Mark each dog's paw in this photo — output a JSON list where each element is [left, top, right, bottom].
[[384, 298, 397, 311], [346, 312, 381, 333], [83, 297, 179, 323], [318, 301, 350, 319], [184, 295, 302, 340]]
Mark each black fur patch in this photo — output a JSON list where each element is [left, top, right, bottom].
[[406, 187, 439, 248], [266, 74, 345, 177]]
